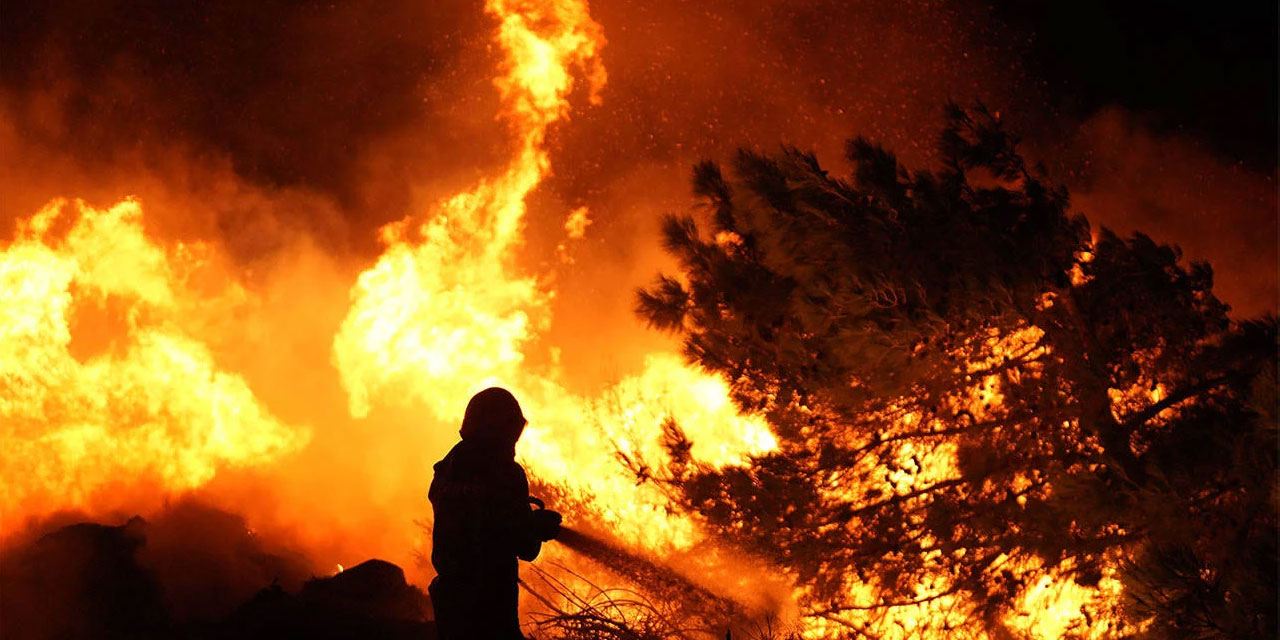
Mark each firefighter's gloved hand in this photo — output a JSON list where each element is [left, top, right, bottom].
[[529, 497, 562, 542], [532, 507, 562, 542]]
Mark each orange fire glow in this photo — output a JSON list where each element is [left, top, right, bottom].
[[0, 0, 1134, 637]]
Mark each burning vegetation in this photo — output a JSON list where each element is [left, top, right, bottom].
[[631, 105, 1276, 638], [0, 0, 1275, 639]]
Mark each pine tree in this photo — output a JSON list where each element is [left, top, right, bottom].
[[633, 105, 1276, 638]]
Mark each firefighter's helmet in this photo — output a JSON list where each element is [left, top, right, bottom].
[[459, 387, 526, 445]]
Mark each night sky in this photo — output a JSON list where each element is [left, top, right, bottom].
[[993, 0, 1276, 170]]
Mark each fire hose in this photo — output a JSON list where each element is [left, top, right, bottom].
[[528, 500, 740, 621]]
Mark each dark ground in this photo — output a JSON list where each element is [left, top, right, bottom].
[[0, 511, 436, 640]]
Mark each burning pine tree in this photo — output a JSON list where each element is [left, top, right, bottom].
[[632, 105, 1276, 639]]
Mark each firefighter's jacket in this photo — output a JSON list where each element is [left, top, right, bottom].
[[428, 437, 540, 638]]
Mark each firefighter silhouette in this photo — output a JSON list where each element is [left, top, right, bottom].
[[428, 387, 562, 640]]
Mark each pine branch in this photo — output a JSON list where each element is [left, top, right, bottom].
[[837, 477, 968, 523]]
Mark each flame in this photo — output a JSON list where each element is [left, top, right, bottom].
[[563, 206, 591, 239], [331, 0, 772, 552], [0, 198, 306, 526], [1003, 555, 1129, 639], [332, 0, 604, 421]]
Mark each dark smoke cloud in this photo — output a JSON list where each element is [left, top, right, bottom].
[[0, 498, 438, 639], [0, 498, 313, 637], [1044, 107, 1277, 317], [547, 0, 1033, 194], [1, 0, 1272, 361], [1, 1, 433, 194], [137, 499, 314, 619], [0, 0, 504, 254]]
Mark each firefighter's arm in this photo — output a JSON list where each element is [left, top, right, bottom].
[[493, 463, 542, 561], [516, 497, 562, 561], [500, 467, 561, 561]]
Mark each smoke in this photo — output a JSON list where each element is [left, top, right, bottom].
[[0, 498, 438, 640], [0, 0, 512, 262], [3, 0, 1269, 310], [0, 497, 314, 637], [1041, 107, 1278, 317]]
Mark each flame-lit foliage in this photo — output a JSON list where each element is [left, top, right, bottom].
[[635, 105, 1277, 638]]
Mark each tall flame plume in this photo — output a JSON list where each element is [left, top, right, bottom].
[[331, 0, 774, 551]]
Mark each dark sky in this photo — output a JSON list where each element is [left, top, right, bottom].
[[4, 0, 1273, 190], [990, 0, 1277, 171]]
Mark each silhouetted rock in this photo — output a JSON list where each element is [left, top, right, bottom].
[[1, 513, 436, 640], [220, 559, 434, 640], [0, 517, 173, 640], [137, 498, 312, 622], [301, 559, 429, 621]]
